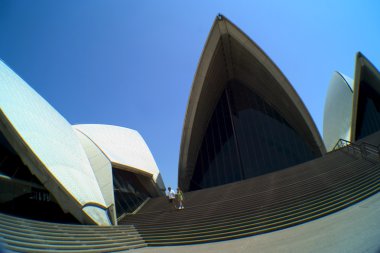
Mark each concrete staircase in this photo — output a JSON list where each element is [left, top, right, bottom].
[[0, 144, 379, 251], [0, 213, 146, 252], [120, 148, 380, 246]]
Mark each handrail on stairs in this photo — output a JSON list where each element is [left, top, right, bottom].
[[333, 138, 380, 161]]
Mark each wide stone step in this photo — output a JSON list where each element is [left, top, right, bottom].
[[0, 213, 147, 252], [121, 148, 380, 246]]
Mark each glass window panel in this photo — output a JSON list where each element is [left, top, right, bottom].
[[190, 81, 318, 191], [230, 81, 317, 179], [112, 169, 149, 217], [356, 82, 380, 139]]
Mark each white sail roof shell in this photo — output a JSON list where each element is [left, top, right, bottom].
[[74, 124, 161, 182], [323, 72, 354, 151], [74, 129, 116, 224], [0, 60, 110, 225]]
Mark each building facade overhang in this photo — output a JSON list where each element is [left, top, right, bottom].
[[178, 15, 326, 191], [74, 124, 165, 196], [0, 61, 111, 225]]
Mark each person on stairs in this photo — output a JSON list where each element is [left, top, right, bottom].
[[167, 187, 176, 208], [176, 187, 184, 210]]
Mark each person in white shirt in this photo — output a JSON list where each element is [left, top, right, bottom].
[[167, 187, 176, 205]]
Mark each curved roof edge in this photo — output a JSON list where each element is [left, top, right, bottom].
[[335, 71, 354, 92], [351, 52, 380, 141], [178, 15, 326, 190], [74, 129, 117, 225]]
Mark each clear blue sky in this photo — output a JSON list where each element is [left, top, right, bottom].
[[0, 1, 379, 189]]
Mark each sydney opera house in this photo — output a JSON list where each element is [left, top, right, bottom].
[[0, 15, 379, 252]]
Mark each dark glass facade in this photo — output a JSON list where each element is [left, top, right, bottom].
[[355, 82, 380, 140], [189, 81, 318, 191], [0, 131, 43, 189], [113, 169, 149, 217]]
